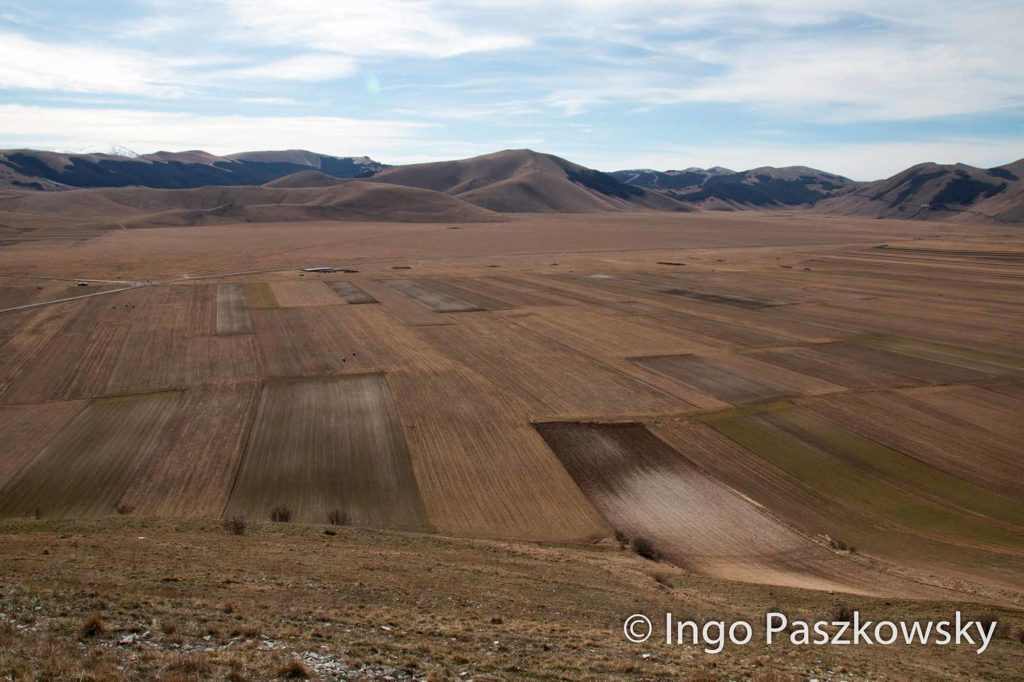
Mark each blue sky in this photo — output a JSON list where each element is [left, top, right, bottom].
[[0, 0, 1021, 179]]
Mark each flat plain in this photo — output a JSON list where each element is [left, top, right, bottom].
[[0, 209, 1022, 678]]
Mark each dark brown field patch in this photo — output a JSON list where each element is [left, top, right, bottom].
[[0, 392, 181, 518], [327, 281, 377, 304], [384, 279, 483, 313], [224, 373, 430, 529]]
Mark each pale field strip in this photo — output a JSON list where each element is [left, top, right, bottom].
[[268, 280, 343, 307], [388, 366, 609, 540], [535, 421, 938, 597], [215, 283, 253, 334]]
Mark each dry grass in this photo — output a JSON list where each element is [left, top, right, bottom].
[[1, 517, 1020, 681]]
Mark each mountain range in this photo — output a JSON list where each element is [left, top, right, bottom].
[[1, 147, 1021, 223]]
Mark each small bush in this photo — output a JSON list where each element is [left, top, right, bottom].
[[115, 503, 136, 515], [978, 613, 1011, 639], [653, 573, 674, 588], [223, 517, 247, 535], [631, 537, 659, 561], [80, 613, 105, 639], [832, 604, 855, 623], [327, 509, 349, 526], [828, 536, 856, 553], [269, 505, 293, 523], [277, 658, 309, 679]]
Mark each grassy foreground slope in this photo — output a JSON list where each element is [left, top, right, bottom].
[[1, 518, 1022, 681]]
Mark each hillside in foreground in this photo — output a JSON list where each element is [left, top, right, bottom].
[[2, 517, 1021, 681]]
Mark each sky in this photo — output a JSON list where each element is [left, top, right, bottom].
[[0, 0, 1022, 180]]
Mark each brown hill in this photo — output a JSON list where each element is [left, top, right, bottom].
[[262, 170, 347, 188], [368, 149, 691, 213], [815, 159, 1024, 223], [0, 180, 499, 229]]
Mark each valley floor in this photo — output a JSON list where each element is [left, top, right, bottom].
[[0, 210, 1022, 678]]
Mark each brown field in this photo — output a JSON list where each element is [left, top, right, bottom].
[[224, 373, 431, 529], [0, 209, 1022, 677]]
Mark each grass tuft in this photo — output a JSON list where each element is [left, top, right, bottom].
[[276, 658, 309, 679], [79, 613, 104, 639]]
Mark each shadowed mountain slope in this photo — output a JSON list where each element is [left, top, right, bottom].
[[815, 159, 1024, 223], [0, 149, 384, 191]]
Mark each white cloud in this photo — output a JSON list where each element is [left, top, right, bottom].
[[0, 30, 182, 96], [218, 0, 529, 57], [0, 104, 433, 157], [225, 54, 357, 82]]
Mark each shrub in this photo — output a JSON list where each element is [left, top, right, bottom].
[[327, 509, 349, 526], [831, 604, 855, 623], [223, 517, 247, 535], [269, 505, 293, 523], [828, 536, 856, 553], [631, 537, 659, 561], [978, 613, 1011, 639], [80, 613, 105, 639], [653, 573, 674, 588], [277, 658, 309, 679]]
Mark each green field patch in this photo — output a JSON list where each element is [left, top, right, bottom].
[[702, 406, 1024, 551], [244, 281, 278, 309], [855, 335, 1024, 375]]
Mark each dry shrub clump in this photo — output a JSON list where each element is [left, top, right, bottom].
[[827, 536, 856, 553], [327, 509, 349, 526], [831, 604, 855, 623], [277, 658, 310, 679], [631, 537, 659, 561], [80, 613, 104, 639], [269, 505, 293, 523], [978, 613, 1012, 639], [223, 517, 247, 535]]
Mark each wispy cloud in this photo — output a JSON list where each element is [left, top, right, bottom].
[[0, 104, 434, 156], [0, 1, 1021, 176], [224, 54, 358, 82], [218, 0, 530, 57], [0, 30, 184, 96]]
